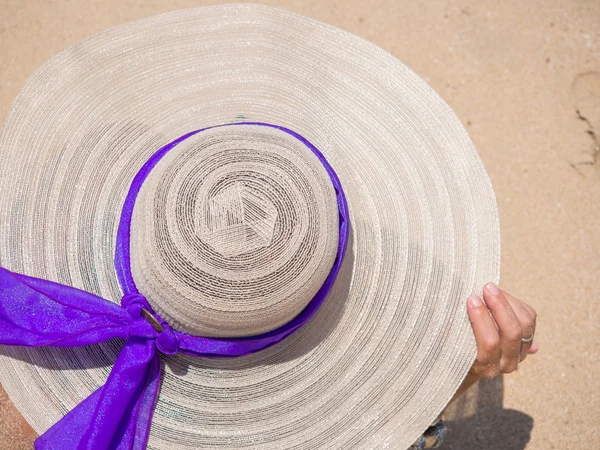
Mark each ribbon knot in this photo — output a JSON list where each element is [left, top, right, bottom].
[[154, 323, 179, 355], [121, 293, 180, 355], [121, 292, 148, 319]]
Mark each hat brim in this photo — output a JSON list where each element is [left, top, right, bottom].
[[0, 4, 499, 449]]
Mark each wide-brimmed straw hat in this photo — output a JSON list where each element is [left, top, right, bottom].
[[0, 4, 499, 449]]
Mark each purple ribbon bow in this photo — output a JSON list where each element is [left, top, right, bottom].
[[0, 123, 349, 450]]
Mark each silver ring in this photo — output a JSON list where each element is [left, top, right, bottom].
[[521, 333, 534, 344]]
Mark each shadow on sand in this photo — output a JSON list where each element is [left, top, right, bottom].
[[440, 376, 534, 450]]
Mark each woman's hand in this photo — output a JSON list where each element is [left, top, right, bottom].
[[467, 283, 538, 379], [449, 284, 538, 404]]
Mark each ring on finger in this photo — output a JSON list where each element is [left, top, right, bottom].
[[521, 333, 534, 344]]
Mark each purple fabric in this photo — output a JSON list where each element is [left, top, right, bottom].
[[0, 269, 162, 449], [0, 122, 349, 449]]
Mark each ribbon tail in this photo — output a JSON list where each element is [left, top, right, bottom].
[[0, 267, 129, 346], [34, 387, 103, 450], [35, 337, 161, 450]]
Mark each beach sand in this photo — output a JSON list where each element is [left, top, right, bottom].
[[1, 1, 598, 449]]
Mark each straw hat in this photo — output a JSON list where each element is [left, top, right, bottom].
[[0, 4, 499, 449]]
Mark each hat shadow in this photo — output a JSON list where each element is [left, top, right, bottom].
[[440, 376, 534, 450]]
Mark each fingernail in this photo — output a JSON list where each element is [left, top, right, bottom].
[[468, 295, 482, 308], [485, 282, 500, 296]]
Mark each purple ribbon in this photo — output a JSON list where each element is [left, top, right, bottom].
[[0, 123, 349, 450]]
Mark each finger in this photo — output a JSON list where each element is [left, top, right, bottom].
[[502, 291, 536, 362], [529, 341, 539, 353], [483, 283, 522, 373], [504, 291, 537, 331], [467, 295, 501, 379]]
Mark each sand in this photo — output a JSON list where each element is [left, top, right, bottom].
[[0, 1, 598, 449]]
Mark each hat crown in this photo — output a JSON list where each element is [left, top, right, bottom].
[[130, 124, 340, 337]]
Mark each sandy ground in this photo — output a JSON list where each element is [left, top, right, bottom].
[[0, 1, 598, 449]]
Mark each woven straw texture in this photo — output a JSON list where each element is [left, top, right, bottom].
[[0, 4, 499, 449]]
